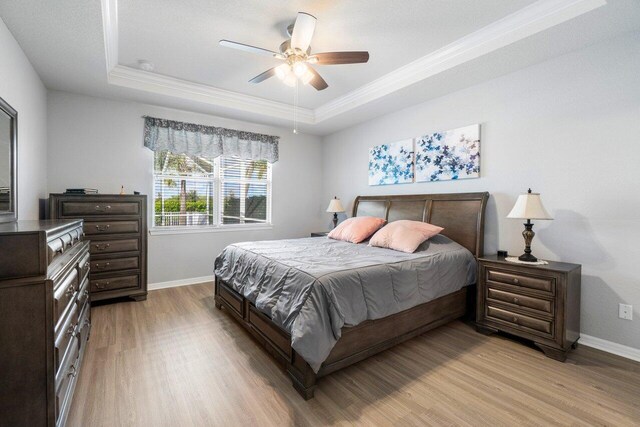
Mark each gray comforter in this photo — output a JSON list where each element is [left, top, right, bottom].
[[214, 234, 476, 372]]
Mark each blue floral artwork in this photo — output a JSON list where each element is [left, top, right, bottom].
[[415, 124, 480, 182], [368, 139, 414, 186]]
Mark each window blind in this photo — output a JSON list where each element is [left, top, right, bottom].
[[153, 151, 271, 228]]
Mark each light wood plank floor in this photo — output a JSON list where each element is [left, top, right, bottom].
[[68, 283, 640, 426]]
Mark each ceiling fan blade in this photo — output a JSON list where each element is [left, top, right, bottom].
[[310, 51, 370, 65], [306, 66, 328, 91], [219, 40, 284, 59], [290, 12, 316, 52], [249, 68, 276, 84]]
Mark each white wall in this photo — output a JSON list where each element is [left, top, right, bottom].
[[321, 33, 640, 350], [0, 17, 47, 219], [47, 91, 324, 284]]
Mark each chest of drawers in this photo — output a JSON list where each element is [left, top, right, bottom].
[[0, 220, 90, 427], [476, 255, 581, 361], [49, 194, 147, 302]]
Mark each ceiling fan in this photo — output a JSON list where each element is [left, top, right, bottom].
[[219, 12, 369, 91]]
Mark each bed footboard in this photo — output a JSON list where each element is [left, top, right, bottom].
[[214, 277, 471, 400]]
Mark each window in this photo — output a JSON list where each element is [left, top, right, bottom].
[[153, 150, 271, 229]]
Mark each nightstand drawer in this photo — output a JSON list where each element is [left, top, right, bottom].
[[486, 268, 555, 295], [486, 305, 554, 337], [487, 288, 553, 316]]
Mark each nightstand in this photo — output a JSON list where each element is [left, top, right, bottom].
[[310, 231, 329, 237], [476, 254, 581, 361]]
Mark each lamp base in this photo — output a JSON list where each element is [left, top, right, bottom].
[[518, 252, 538, 263], [518, 219, 539, 263], [332, 213, 338, 229]]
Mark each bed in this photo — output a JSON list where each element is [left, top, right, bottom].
[[214, 192, 489, 399]]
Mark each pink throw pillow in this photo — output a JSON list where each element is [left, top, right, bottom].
[[328, 216, 386, 244], [369, 220, 444, 253]]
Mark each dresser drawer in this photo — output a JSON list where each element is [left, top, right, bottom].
[[91, 256, 139, 273], [77, 252, 90, 281], [54, 303, 79, 375], [90, 238, 139, 254], [84, 220, 139, 235], [61, 201, 140, 216], [91, 274, 140, 292], [77, 274, 90, 308], [48, 237, 65, 264], [55, 333, 79, 393], [487, 288, 553, 316], [54, 268, 79, 327], [486, 268, 555, 295], [55, 340, 79, 422], [486, 305, 554, 337], [77, 302, 91, 349]]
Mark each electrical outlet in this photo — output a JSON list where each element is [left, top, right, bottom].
[[619, 303, 633, 320]]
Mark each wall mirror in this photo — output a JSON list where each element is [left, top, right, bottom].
[[0, 96, 17, 223]]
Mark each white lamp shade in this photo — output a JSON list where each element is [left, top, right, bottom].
[[507, 192, 553, 220], [326, 198, 345, 213]]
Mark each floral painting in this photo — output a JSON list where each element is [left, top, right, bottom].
[[415, 124, 480, 182], [368, 139, 414, 186]]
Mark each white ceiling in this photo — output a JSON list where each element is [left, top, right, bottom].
[[0, 0, 639, 135], [118, 0, 534, 109]]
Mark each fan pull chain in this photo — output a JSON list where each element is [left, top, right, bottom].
[[293, 79, 299, 134]]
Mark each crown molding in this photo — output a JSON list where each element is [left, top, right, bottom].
[[100, 0, 118, 73], [108, 65, 315, 123], [100, 0, 605, 127], [314, 0, 606, 122]]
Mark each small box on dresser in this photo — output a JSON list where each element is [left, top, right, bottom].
[[0, 220, 90, 427], [476, 254, 581, 361], [49, 194, 148, 302]]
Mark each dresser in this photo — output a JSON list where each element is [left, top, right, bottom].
[[49, 194, 147, 302], [476, 255, 581, 361], [0, 220, 90, 427]]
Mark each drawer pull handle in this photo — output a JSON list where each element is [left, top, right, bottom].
[[512, 316, 518, 323], [84, 289, 90, 297], [95, 281, 109, 289], [68, 365, 77, 378], [513, 278, 519, 285], [95, 262, 110, 270], [65, 285, 75, 297], [513, 298, 520, 304], [95, 224, 111, 231], [95, 243, 111, 251], [66, 324, 75, 336], [95, 205, 112, 212]]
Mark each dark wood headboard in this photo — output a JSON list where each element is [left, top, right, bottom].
[[353, 192, 489, 257]]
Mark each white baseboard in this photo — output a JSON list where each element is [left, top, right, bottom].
[[148, 275, 215, 291], [580, 334, 640, 363]]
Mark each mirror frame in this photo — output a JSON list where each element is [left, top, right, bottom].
[[0, 96, 17, 223]]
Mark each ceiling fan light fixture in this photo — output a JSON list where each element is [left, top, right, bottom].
[[292, 62, 308, 77], [283, 72, 297, 87], [300, 68, 314, 85], [220, 11, 369, 93], [274, 63, 290, 80]]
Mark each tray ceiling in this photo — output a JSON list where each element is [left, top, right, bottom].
[[1, 0, 638, 134]]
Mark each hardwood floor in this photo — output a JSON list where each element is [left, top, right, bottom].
[[68, 283, 640, 426]]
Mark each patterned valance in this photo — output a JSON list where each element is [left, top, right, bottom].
[[143, 116, 279, 163]]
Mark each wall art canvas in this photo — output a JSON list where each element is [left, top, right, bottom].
[[368, 139, 415, 186], [415, 124, 480, 182]]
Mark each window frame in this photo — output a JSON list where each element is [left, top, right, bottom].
[[150, 153, 273, 235]]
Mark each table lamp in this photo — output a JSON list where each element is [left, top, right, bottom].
[[326, 197, 345, 229], [507, 189, 553, 262]]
